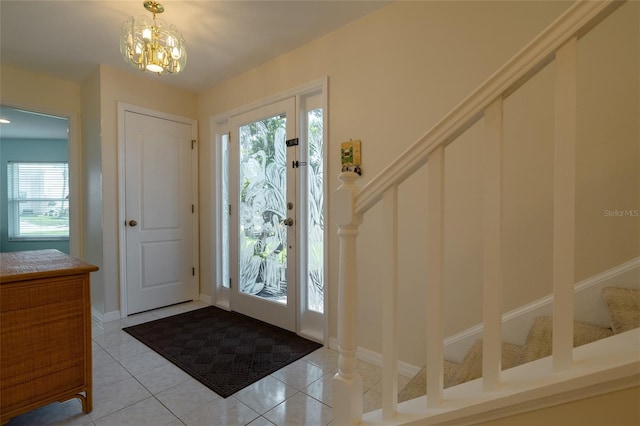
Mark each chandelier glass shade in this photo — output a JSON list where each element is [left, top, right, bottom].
[[120, 2, 187, 75]]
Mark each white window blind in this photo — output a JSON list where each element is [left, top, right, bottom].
[[7, 162, 70, 240]]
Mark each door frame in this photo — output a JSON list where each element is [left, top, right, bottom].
[[210, 77, 329, 343], [117, 103, 199, 317]]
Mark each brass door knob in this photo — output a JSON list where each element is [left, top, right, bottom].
[[128, 220, 138, 227]]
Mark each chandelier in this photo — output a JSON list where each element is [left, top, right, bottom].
[[120, 1, 187, 75]]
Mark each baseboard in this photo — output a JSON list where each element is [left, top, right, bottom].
[[91, 307, 121, 327], [199, 293, 212, 305], [443, 257, 640, 363], [328, 337, 422, 378], [91, 307, 104, 329]]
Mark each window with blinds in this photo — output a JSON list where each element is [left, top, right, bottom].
[[7, 162, 70, 240]]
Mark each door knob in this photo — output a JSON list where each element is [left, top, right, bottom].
[[283, 218, 294, 227], [128, 220, 138, 227]]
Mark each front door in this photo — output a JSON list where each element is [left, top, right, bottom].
[[229, 98, 297, 331], [122, 108, 197, 315]]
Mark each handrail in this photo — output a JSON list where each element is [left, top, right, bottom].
[[354, 0, 622, 216]]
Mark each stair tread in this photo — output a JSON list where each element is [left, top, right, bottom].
[[517, 316, 614, 364], [397, 360, 461, 402], [448, 339, 522, 387], [601, 287, 640, 334]]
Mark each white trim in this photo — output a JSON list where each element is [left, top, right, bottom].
[[117, 102, 198, 318], [198, 293, 212, 305], [92, 308, 121, 325], [91, 307, 104, 329], [328, 337, 422, 379], [103, 310, 121, 323]]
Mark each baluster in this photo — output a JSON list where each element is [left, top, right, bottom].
[[333, 171, 363, 425], [483, 97, 504, 391], [382, 185, 399, 419], [553, 37, 577, 371], [426, 145, 445, 407]]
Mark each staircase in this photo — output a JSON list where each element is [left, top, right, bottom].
[[397, 287, 639, 402], [331, 1, 639, 424]]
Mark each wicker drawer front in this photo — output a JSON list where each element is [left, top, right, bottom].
[[1, 276, 89, 414]]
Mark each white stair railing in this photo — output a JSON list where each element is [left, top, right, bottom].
[[332, 1, 626, 424]]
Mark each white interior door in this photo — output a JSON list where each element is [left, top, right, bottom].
[[229, 98, 297, 331], [122, 109, 197, 315]]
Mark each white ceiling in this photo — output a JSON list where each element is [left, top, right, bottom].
[[0, 0, 390, 93]]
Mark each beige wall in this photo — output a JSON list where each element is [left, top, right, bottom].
[[0, 64, 82, 114], [475, 386, 640, 426]]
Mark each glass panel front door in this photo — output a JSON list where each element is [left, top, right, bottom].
[[229, 98, 296, 331]]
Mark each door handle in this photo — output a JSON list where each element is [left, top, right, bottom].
[[128, 220, 138, 227], [283, 218, 294, 227]]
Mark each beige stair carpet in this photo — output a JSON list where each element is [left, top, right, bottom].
[[517, 316, 614, 364], [397, 360, 460, 403], [447, 339, 522, 387], [398, 340, 522, 402], [601, 287, 640, 334]]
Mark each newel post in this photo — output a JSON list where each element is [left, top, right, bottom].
[[332, 171, 363, 425]]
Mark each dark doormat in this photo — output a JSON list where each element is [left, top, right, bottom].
[[123, 306, 323, 398]]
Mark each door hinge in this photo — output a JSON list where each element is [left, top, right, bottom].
[[192, 267, 195, 276], [292, 160, 307, 169], [228, 204, 232, 215], [191, 139, 196, 149], [229, 278, 232, 288], [192, 204, 195, 213]]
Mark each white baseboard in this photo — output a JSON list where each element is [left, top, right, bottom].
[[91, 307, 104, 329], [91, 307, 121, 327], [443, 257, 640, 363], [328, 337, 422, 378], [199, 293, 212, 305]]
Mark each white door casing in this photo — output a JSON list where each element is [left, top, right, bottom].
[[118, 104, 198, 316]]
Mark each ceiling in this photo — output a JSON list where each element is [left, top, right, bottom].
[[0, 106, 69, 140], [0, 0, 390, 93]]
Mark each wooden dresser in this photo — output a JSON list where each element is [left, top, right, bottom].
[[0, 249, 98, 424]]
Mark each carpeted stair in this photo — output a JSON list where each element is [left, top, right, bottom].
[[397, 286, 640, 401]]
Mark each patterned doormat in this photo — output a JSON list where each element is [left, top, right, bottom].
[[123, 306, 323, 398]]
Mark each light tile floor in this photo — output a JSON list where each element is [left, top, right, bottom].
[[6, 301, 411, 426]]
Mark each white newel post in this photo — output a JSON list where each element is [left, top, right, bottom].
[[333, 172, 363, 425]]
